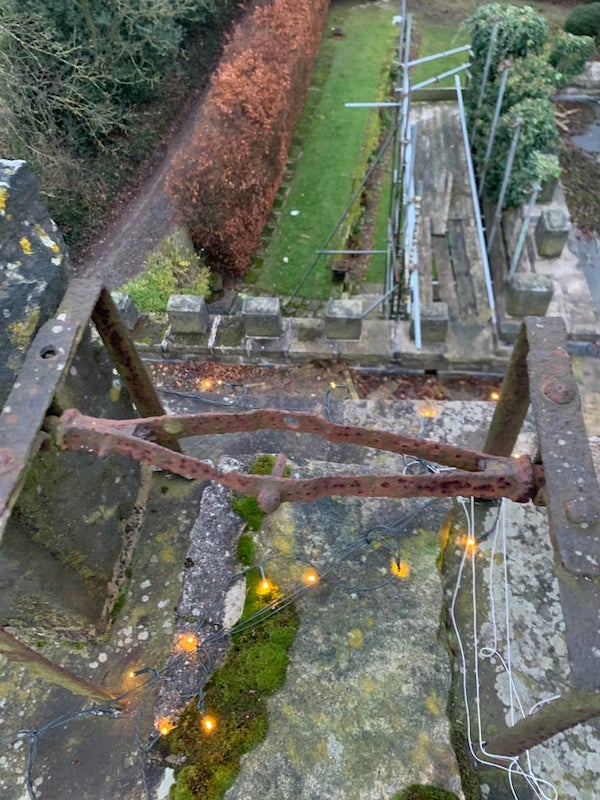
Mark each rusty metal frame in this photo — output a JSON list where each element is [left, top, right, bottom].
[[481, 316, 600, 761], [0, 279, 170, 538]]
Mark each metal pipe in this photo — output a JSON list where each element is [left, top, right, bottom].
[[470, 18, 499, 143], [406, 44, 471, 68], [486, 118, 523, 255], [454, 76, 498, 326], [410, 269, 421, 350], [507, 182, 541, 281], [361, 281, 402, 319], [477, 62, 510, 199], [410, 63, 470, 92]]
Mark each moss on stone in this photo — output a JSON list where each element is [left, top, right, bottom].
[[232, 455, 291, 532], [167, 537, 300, 800], [392, 786, 460, 800]]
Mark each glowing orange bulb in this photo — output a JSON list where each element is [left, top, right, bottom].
[[465, 536, 477, 553], [200, 378, 213, 391], [390, 558, 410, 579], [419, 407, 436, 418], [175, 632, 199, 653], [156, 717, 174, 736], [490, 391, 501, 401], [258, 578, 272, 594], [302, 569, 318, 585], [128, 670, 136, 679], [201, 715, 216, 733]]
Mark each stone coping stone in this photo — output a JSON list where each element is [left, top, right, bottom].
[[325, 298, 362, 340], [111, 292, 139, 331], [411, 302, 449, 343], [506, 273, 554, 317], [242, 296, 282, 337], [535, 208, 571, 258], [167, 294, 209, 334]]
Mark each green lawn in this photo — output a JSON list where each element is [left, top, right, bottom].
[[253, 2, 398, 299]]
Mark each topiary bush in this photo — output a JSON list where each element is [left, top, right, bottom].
[[565, 4, 600, 40], [465, 2, 548, 94], [550, 30, 595, 82], [484, 97, 558, 208]]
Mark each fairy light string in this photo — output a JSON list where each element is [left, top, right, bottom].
[[451, 497, 559, 800], [0, 382, 564, 800]]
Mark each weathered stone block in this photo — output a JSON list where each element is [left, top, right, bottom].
[[325, 299, 362, 340], [534, 208, 570, 258], [242, 296, 281, 337], [506, 273, 554, 317], [411, 302, 449, 343], [0, 159, 70, 406], [111, 292, 139, 330], [167, 294, 210, 334]]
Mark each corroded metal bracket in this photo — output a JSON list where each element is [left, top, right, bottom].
[[485, 316, 600, 578], [0, 279, 171, 538], [55, 407, 544, 510]]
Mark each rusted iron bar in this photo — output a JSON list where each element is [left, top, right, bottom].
[[91, 288, 169, 422], [479, 690, 600, 761], [0, 280, 178, 538], [0, 627, 117, 705], [483, 321, 530, 458], [55, 408, 542, 510], [0, 317, 81, 538]]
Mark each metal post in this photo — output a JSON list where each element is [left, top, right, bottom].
[[454, 76, 497, 326], [478, 61, 510, 199], [507, 182, 541, 281], [410, 269, 421, 350], [486, 118, 523, 255], [470, 19, 499, 143]]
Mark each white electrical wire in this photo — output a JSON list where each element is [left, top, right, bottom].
[[450, 497, 559, 800]]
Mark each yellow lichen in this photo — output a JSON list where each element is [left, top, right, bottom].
[[347, 628, 364, 649], [0, 186, 7, 214], [19, 236, 33, 255], [8, 308, 40, 349]]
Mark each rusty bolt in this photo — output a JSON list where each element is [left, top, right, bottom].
[[542, 378, 577, 405], [565, 498, 598, 527]]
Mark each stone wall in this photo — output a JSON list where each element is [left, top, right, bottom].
[[0, 159, 69, 406]]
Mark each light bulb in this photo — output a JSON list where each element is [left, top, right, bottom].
[[390, 558, 410, 579], [156, 717, 174, 736], [490, 391, 500, 401], [175, 632, 199, 653], [302, 569, 318, 585], [201, 715, 216, 733], [419, 407, 436, 418]]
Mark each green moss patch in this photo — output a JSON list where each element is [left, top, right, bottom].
[[392, 786, 460, 800], [167, 538, 300, 800]]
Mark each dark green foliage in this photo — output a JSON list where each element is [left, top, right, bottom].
[[392, 787, 460, 800], [565, 4, 600, 40], [550, 31, 595, 82], [465, 3, 548, 91], [0, 0, 241, 243], [485, 97, 558, 208], [167, 540, 300, 800]]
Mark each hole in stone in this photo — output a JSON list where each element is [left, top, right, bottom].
[[39, 345, 57, 359]]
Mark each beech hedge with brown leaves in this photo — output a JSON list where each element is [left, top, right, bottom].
[[165, 0, 330, 276]]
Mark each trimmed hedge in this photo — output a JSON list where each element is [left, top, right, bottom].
[[165, 0, 330, 277], [565, 4, 600, 40]]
